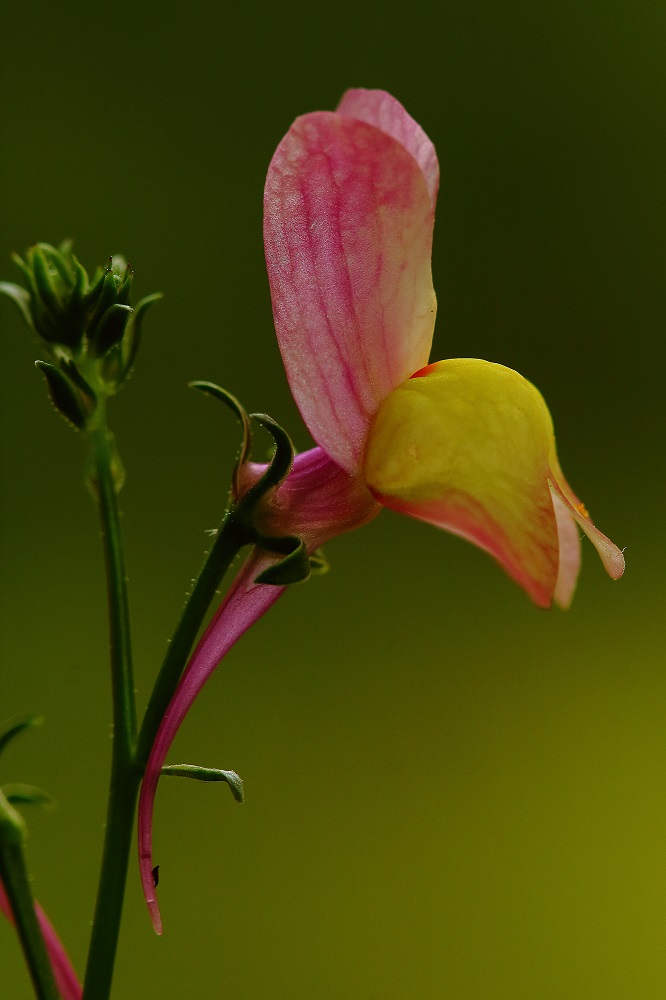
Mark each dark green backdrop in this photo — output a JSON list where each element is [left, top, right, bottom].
[[1, 3, 661, 997]]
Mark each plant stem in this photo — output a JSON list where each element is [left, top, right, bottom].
[[0, 791, 60, 1000], [82, 425, 138, 1000], [82, 425, 247, 997], [135, 510, 249, 767]]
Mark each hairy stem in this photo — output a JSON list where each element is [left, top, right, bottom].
[[82, 445, 246, 996], [136, 510, 249, 768], [82, 425, 138, 1000]]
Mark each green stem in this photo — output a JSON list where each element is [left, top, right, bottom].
[[136, 510, 249, 768], [0, 791, 60, 1000], [82, 425, 138, 1000], [81, 421, 247, 998]]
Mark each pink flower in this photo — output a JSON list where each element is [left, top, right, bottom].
[[0, 879, 82, 1000], [138, 89, 624, 932], [263, 87, 624, 607]]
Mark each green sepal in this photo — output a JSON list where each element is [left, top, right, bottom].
[[161, 764, 244, 803], [2, 784, 55, 809], [250, 414, 294, 487], [86, 264, 119, 340], [9, 245, 80, 344], [236, 412, 295, 523], [70, 253, 89, 299], [56, 237, 74, 260], [35, 360, 91, 430], [28, 244, 82, 347], [0, 281, 34, 330], [190, 381, 253, 491], [93, 303, 134, 356], [116, 264, 133, 305], [36, 242, 74, 290], [0, 716, 43, 759], [119, 291, 162, 380], [11, 253, 61, 342], [30, 245, 64, 315], [85, 264, 106, 306], [60, 359, 97, 408], [255, 535, 311, 585]]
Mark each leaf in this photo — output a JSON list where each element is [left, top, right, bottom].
[[0, 716, 43, 759], [2, 784, 55, 809], [161, 764, 244, 803]]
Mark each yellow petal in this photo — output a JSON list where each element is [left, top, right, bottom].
[[363, 359, 564, 606]]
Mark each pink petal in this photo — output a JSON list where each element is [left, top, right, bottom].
[[139, 449, 379, 933], [337, 89, 439, 207], [550, 487, 582, 609], [550, 479, 625, 581], [0, 880, 82, 1000], [240, 446, 379, 545], [264, 109, 437, 473]]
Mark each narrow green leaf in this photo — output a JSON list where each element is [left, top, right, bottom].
[[2, 784, 55, 809], [161, 764, 244, 803], [0, 716, 43, 759]]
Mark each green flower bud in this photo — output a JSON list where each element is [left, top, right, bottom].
[[1, 242, 161, 424]]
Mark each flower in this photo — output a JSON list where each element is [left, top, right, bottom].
[[0, 879, 82, 1000], [138, 89, 624, 931], [263, 87, 624, 607]]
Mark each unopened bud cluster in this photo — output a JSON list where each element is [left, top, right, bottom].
[[0, 241, 160, 430]]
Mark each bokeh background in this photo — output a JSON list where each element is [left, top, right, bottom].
[[0, 3, 662, 997]]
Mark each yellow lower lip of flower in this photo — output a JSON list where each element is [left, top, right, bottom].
[[364, 359, 556, 503], [363, 358, 562, 604]]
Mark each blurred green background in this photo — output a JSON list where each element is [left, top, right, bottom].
[[0, 2, 662, 997]]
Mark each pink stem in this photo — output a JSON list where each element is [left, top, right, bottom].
[[138, 548, 284, 934], [0, 879, 82, 1000]]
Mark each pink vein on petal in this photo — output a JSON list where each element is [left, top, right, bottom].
[[336, 88, 440, 207], [264, 110, 436, 474], [137, 550, 285, 935]]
